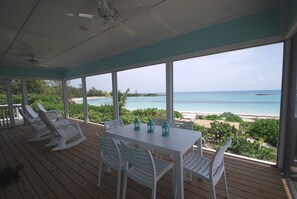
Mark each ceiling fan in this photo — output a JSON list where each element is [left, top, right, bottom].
[[66, 0, 151, 36], [28, 55, 48, 68]]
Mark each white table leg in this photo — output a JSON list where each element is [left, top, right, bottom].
[[175, 152, 184, 199], [197, 137, 202, 156]]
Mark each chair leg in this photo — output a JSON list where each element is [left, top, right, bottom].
[[151, 183, 156, 199], [172, 168, 177, 199], [210, 184, 216, 199], [97, 162, 102, 188], [223, 170, 229, 199], [122, 172, 127, 199], [45, 137, 60, 147], [106, 166, 111, 173], [116, 170, 121, 199]]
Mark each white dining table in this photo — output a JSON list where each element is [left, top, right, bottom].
[[105, 123, 202, 199]]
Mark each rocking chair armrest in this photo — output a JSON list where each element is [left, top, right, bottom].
[[56, 122, 79, 130], [31, 119, 43, 125], [54, 119, 69, 125], [47, 109, 61, 115]]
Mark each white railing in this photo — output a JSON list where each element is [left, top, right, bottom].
[[0, 104, 23, 128]]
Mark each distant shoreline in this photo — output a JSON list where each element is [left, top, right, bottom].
[[71, 96, 106, 102], [179, 111, 278, 122], [71, 95, 280, 120]]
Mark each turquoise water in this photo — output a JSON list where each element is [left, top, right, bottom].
[[80, 90, 281, 116]]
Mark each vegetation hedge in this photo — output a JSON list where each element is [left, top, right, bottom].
[[195, 121, 277, 161], [2, 91, 278, 162]]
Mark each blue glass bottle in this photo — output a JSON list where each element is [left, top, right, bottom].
[[162, 121, 169, 136], [134, 118, 140, 130], [147, 119, 154, 133]]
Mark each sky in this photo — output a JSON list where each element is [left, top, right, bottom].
[[70, 42, 284, 93]]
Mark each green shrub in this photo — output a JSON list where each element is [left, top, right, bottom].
[[195, 114, 204, 119], [206, 124, 276, 162], [193, 124, 209, 138], [220, 112, 243, 122], [209, 121, 237, 142], [28, 94, 62, 104], [174, 111, 183, 119], [227, 133, 276, 161], [204, 114, 222, 121], [245, 119, 279, 147], [32, 101, 64, 113], [129, 108, 167, 124]]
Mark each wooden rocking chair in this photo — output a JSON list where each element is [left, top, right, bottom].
[[19, 108, 51, 142], [38, 110, 86, 151]]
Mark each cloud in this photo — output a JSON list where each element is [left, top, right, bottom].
[[257, 77, 264, 80], [244, 80, 256, 85]]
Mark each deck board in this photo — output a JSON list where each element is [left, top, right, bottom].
[[0, 121, 292, 199]]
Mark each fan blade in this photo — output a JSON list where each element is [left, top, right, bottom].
[[118, 22, 137, 36], [120, 6, 150, 18], [66, 12, 97, 19], [39, 64, 49, 68], [96, 0, 109, 11]]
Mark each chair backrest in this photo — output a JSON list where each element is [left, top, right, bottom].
[[37, 102, 47, 112], [19, 108, 33, 124], [122, 143, 156, 181], [96, 133, 121, 168], [37, 110, 58, 134], [104, 119, 124, 131], [210, 137, 232, 177], [25, 105, 38, 118], [152, 118, 165, 126], [174, 120, 194, 130]]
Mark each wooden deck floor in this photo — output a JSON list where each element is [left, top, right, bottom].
[[0, 121, 292, 199]]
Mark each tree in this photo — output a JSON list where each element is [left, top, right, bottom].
[[27, 80, 49, 94], [87, 87, 104, 97], [67, 82, 83, 100], [105, 88, 130, 115]]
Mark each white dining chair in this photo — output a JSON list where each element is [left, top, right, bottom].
[[121, 142, 176, 199], [96, 133, 124, 199], [183, 137, 232, 199], [167, 120, 195, 160], [104, 119, 124, 131], [152, 118, 165, 126], [174, 120, 194, 130], [104, 119, 128, 147]]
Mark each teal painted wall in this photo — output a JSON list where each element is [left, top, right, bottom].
[[0, 65, 65, 79], [64, 7, 280, 78], [287, 0, 297, 31]]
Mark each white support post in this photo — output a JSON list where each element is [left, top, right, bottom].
[[21, 79, 28, 107], [7, 79, 15, 126], [112, 72, 119, 120], [166, 61, 174, 125], [277, 39, 291, 169], [62, 80, 69, 119], [82, 77, 89, 123]]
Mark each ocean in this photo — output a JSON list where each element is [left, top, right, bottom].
[[78, 90, 281, 116]]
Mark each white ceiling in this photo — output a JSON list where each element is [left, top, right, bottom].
[[0, 0, 281, 70]]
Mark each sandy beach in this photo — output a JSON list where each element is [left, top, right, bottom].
[[71, 96, 107, 103], [71, 96, 279, 125], [180, 111, 279, 129], [180, 111, 279, 121]]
